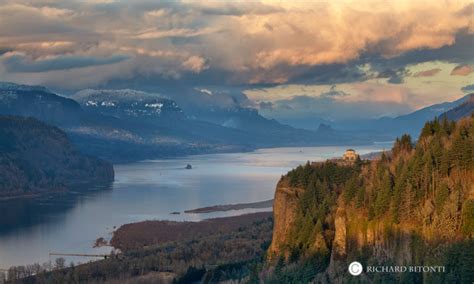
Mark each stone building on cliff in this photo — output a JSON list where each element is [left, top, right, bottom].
[[342, 149, 358, 161]]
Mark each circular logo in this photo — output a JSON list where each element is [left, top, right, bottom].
[[348, 261, 363, 276]]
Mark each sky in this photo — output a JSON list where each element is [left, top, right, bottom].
[[0, 0, 473, 122]]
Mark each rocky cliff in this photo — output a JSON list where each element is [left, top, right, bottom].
[[0, 116, 114, 198], [268, 179, 303, 259], [268, 116, 474, 282]]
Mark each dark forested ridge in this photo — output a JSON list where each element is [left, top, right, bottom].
[[268, 114, 474, 283], [0, 116, 114, 198]]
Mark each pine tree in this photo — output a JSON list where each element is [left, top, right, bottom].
[[374, 172, 392, 217]]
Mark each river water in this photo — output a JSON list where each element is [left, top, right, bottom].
[[0, 144, 390, 268]]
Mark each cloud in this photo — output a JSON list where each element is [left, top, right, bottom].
[[258, 101, 273, 110], [182, 56, 208, 73], [187, 1, 284, 16], [2, 54, 128, 72], [375, 68, 408, 84], [320, 85, 349, 97], [0, 47, 13, 56], [450, 64, 474, 76], [259, 92, 412, 121], [413, 68, 441, 77], [0, 0, 471, 127], [461, 84, 474, 92], [0, 0, 472, 89]]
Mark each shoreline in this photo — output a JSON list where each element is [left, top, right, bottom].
[[184, 199, 273, 214], [0, 189, 67, 201], [0, 179, 113, 201]]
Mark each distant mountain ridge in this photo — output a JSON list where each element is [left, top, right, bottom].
[[0, 87, 83, 126], [331, 93, 472, 138], [384, 93, 470, 134], [72, 88, 353, 147], [441, 93, 474, 121], [0, 82, 358, 162]]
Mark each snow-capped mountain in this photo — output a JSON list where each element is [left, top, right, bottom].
[[73, 89, 185, 121]]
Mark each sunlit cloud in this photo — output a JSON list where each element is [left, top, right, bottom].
[[451, 65, 474, 76], [413, 68, 441, 77], [0, 0, 472, 118]]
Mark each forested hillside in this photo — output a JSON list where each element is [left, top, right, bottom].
[[0, 116, 114, 198], [268, 115, 474, 283]]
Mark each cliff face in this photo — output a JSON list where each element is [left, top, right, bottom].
[[268, 179, 303, 259], [0, 116, 114, 198], [268, 116, 474, 282]]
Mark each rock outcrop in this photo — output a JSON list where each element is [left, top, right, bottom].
[[268, 179, 303, 259]]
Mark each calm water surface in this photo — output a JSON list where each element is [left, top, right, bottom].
[[0, 144, 390, 268]]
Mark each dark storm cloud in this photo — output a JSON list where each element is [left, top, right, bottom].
[[276, 63, 369, 87], [461, 84, 474, 93], [2, 54, 129, 72], [375, 68, 409, 84], [0, 47, 13, 56], [258, 101, 273, 110], [320, 85, 349, 97], [366, 32, 474, 70], [192, 2, 284, 16]]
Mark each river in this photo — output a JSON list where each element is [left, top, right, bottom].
[[0, 144, 390, 268]]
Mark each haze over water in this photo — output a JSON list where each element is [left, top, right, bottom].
[[0, 145, 389, 268]]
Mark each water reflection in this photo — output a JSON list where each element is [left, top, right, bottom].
[[0, 182, 113, 237]]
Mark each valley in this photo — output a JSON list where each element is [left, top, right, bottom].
[[5, 116, 472, 283], [1, 2, 474, 282]]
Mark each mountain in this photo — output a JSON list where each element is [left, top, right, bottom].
[[0, 116, 114, 198], [71, 89, 251, 144], [0, 83, 146, 161], [267, 116, 474, 282], [0, 82, 83, 126], [330, 94, 471, 139], [0, 83, 362, 162], [384, 93, 470, 136], [71, 89, 357, 149], [0, 83, 249, 162], [441, 93, 474, 121], [72, 89, 185, 122]]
